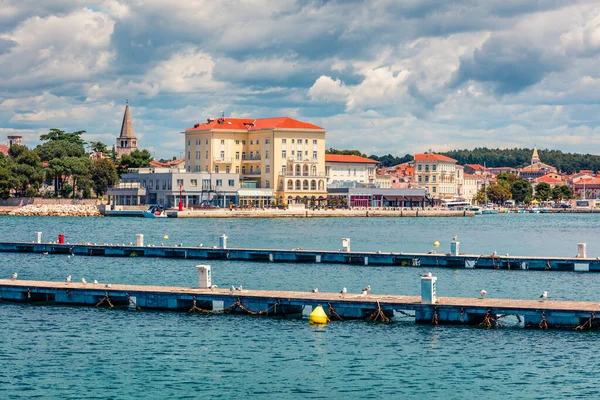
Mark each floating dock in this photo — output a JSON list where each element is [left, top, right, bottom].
[[0, 240, 599, 272], [1, 279, 598, 330]]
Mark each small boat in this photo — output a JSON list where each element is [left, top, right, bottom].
[[529, 207, 540, 214], [143, 205, 167, 218], [539, 207, 551, 213], [467, 206, 482, 215], [481, 208, 499, 215]]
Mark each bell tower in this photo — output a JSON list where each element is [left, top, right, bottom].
[[531, 145, 540, 164], [116, 101, 138, 158]]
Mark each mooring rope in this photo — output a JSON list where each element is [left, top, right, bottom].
[[327, 302, 344, 321], [222, 298, 281, 316], [545, 260, 552, 271], [575, 313, 595, 331], [539, 312, 548, 329], [432, 307, 439, 325], [366, 300, 390, 323], [125, 293, 141, 310], [95, 291, 114, 308]]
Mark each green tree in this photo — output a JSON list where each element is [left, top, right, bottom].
[[89, 141, 108, 154], [511, 179, 533, 203], [0, 154, 15, 199], [325, 148, 367, 157], [91, 158, 118, 197], [40, 128, 86, 147], [486, 183, 511, 204], [9, 145, 43, 197], [118, 149, 153, 174], [535, 182, 552, 201], [559, 185, 573, 200]]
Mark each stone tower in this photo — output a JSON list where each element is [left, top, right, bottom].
[[531, 145, 540, 164], [116, 103, 138, 158], [7, 135, 22, 147]]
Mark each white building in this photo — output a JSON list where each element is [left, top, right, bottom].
[[413, 153, 458, 199], [325, 154, 380, 187]]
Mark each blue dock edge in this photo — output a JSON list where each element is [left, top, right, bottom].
[[0, 241, 599, 272]]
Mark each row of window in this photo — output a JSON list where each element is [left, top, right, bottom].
[[190, 138, 271, 146], [417, 164, 438, 172], [285, 179, 325, 191], [282, 150, 318, 160]]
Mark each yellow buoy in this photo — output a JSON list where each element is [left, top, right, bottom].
[[163, 235, 169, 240], [433, 241, 440, 247], [309, 305, 329, 325]]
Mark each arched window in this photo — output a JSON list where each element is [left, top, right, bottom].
[[310, 180, 316, 190], [303, 164, 309, 176], [295, 180, 301, 190], [303, 180, 309, 190], [296, 165, 301, 176], [318, 180, 324, 190], [287, 180, 293, 190], [311, 165, 316, 176]]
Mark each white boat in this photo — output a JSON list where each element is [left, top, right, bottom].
[[143, 206, 167, 218], [539, 207, 551, 213], [467, 206, 482, 215], [529, 207, 540, 214]]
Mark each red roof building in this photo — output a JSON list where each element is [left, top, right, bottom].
[[325, 154, 379, 164], [0, 144, 8, 156]]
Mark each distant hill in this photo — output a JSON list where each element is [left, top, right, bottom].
[[439, 148, 600, 174]]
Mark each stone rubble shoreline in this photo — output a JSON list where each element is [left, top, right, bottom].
[[7, 204, 101, 217]]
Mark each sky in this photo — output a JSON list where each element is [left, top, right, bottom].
[[1, 0, 600, 159]]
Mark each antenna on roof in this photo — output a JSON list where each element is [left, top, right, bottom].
[[220, 110, 225, 118]]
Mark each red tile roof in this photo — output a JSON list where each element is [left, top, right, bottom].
[[465, 163, 487, 171], [186, 117, 324, 132], [536, 175, 563, 184], [0, 144, 8, 156], [325, 154, 379, 164], [574, 177, 600, 185], [414, 153, 457, 163], [150, 158, 186, 168]]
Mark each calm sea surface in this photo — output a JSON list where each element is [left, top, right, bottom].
[[1, 214, 600, 399]]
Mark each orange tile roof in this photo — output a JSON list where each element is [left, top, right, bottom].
[[0, 144, 8, 156], [325, 154, 379, 164], [465, 164, 487, 170], [536, 175, 563, 184], [187, 117, 323, 132], [414, 153, 457, 163], [574, 177, 600, 185]]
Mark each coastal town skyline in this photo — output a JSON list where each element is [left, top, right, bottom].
[[2, 1, 600, 158]]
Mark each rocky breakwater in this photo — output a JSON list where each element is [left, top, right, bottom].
[[8, 204, 101, 217]]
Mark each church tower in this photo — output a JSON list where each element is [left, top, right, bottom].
[[116, 102, 138, 158], [531, 145, 540, 165]]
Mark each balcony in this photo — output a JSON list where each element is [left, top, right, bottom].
[[243, 171, 262, 176], [242, 156, 261, 162], [213, 157, 233, 163], [279, 172, 328, 179]]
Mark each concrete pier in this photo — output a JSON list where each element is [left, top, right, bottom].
[[1, 241, 599, 272], [1, 279, 599, 329]]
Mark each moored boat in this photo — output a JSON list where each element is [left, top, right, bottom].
[[143, 205, 167, 218]]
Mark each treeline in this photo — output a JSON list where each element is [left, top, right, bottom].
[[326, 148, 413, 167], [474, 173, 573, 204], [440, 147, 600, 174], [0, 129, 153, 200]]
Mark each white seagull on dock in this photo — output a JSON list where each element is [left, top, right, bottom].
[[66, 275, 72, 283], [81, 277, 87, 285], [362, 285, 371, 295], [93, 280, 98, 284], [340, 287, 347, 296], [230, 285, 235, 292], [312, 288, 319, 293], [540, 291, 548, 301], [11, 272, 17, 280], [480, 289, 487, 299]]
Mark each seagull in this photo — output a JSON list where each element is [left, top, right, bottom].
[[480, 289, 487, 299], [81, 277, 87, 285], [238, 285, 243, 291], [210, 285, 218, 289], [66, 275, 72, 283], [199, 243, 204, 247], [230, 285, 235, 292], [11, 272, 17, 280], [340, 287, 347, 296], [362, 285, 371, 295], [312, 288, 319, 293], [105, 284, 111, 288], [540, 291, 548, 301], [93, 280, 98, 284]]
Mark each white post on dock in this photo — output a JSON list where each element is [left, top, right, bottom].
[[196, 264, 212, 288], [36, 232, 42, 244], [577, 243, 587, 258], [219, 235, 228, 249], [342, 238, 351, 252], [136, 234, 144, 247], [450, 236, 460, 256], [420, 273, 437, 304]]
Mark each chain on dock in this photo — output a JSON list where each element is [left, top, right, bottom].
[[432, 307, 439, 325], [327, 303, 343, 321], [545, 260, 552, 271], [95, 291, 114, 308], [223, 298, 281, 316], [575, 313, 595, 330], [539, 312, 548, 329], [366, 300, 390, 323], [480, 309, 502, 329], [188, 296, 212, 313], [125, 293, 141, 310]]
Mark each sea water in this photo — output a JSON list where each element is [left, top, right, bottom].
[[0, 214, 599, 399]]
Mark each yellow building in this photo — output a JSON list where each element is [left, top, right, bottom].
[[184, 116, 327, 205], [413, 153, 458, 199]]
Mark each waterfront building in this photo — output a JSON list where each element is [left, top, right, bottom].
[[115, 103, 138, 158], [150, 158, 186, 169], [454, 166, 480, 203], [572, 177, 600, 199], [107, 167, 239, 208], [327, 187, 427, 208], [325, 154, 379, 187], [184, 116, 327, 205], [535, 173, 563, 188], [413, 153, 457, 199], [488, 166, 519, 175]]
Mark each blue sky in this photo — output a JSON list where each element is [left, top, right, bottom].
[[1, 0, 600, 158]]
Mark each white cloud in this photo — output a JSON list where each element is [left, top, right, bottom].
[[308, 76, 350, 102]]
